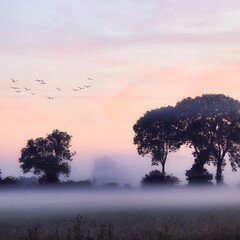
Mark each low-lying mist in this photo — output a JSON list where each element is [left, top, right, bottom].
[[1, 187, 240, 219]]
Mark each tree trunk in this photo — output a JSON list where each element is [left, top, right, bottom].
[[215, 161, 224, 184], [40, 173, 59, 184], [162, 163, 166, 175]]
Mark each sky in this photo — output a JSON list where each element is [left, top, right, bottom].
[[0, 0, 240, 185]]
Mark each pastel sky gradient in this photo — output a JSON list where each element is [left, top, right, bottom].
[[0, 0, 240, 184]]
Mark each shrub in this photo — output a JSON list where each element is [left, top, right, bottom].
[[141, 170, 180, 186], [186, 163, 213, 184]]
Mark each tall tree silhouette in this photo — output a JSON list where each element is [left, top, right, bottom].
[[19, 130, 75, 184], [133, 106, 182, 174], [176, 94, 240, 184]]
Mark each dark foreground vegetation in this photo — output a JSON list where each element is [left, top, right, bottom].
[[2, 209, 240, 240]]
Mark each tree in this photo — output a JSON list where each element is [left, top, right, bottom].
[[176, 94, 240, 184], [19, 130, 75, 184], [141, 170, 180, 186], [133, 106, 182, 174]]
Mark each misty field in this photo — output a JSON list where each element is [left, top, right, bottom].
[[2, 208, 240, 240], [1, 188, 240, 240]]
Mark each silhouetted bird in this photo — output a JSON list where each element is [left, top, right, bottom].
[[35, 79, 42, 82], [31, 93, 36, 95], [10, 79, 17, 83], [24, 87, 31, 91], [78, 86, 85, 90], [15, 91, 21, 93], [73, 89, 79, 91], [46, 97, 54, 99], [11, 87, 20, 90], [84, 85, 92, 88], [56, 87, 61, 91], [87, 77, 94, 81]]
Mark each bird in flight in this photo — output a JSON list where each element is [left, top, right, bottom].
[[10, 78, 18, 83], [10, 87, 20, 90], [15, 90, 21, 93], [87, 77, 94, 81], [78, 86, 85, 90], [84, 85, 92, 88], [24, 87, 31, 91], [73, 88, 79, 91], [35, 79, 46, 84], [31, 93, 36, 95], [56, 87, 61, 91], [46, 97, 54, 100]]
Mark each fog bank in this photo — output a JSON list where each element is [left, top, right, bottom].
[[1, 187, 240, 219]]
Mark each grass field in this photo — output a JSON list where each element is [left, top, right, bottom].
[[1, 188, 240, 240], [2, 208, 240, 240]]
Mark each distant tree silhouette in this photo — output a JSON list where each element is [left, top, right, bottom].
[[0, 176, 19, 185], [19, 130, 75, 184], [63, 180, 93, 188], [133, 106, 182, 174], [17, 176, 38, 186], [141, 170, 180, 186], [176, 94, 240, 184]]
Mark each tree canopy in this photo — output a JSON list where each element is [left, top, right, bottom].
[[176, 94, 240, 184], [19, 130, 75, 184], [133, 106, 182, 174]]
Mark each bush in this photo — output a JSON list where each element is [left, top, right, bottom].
[[186, 163, 213, 184], [141, 170, 180, 186], [0, 176, 19, 185], [62, 180, 93, 187]]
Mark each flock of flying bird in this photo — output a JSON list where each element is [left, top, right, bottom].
[[9, 78, 94, 100]]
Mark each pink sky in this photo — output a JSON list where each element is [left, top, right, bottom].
[[0, 0, 240, 184]]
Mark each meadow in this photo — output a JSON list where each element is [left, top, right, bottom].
[[2, 208, 240, 240], [1, 188, 240, 240]]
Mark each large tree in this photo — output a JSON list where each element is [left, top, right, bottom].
[[176, 94, 240, 184], [19, 130, 75, 184], [133, 106, 182, 174]]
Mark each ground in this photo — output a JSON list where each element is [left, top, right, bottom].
[[1, 207, 240, 240]]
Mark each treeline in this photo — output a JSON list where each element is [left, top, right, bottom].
[[0, 172, 131, 189], [134, 94, 240, 185], [1, 93, 240, 187]]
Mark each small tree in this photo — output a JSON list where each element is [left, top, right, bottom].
[[133, 106, 182, 174], [19, 130, 75, 184]]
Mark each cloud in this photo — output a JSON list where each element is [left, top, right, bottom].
[[0, 0, 239, 61]]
